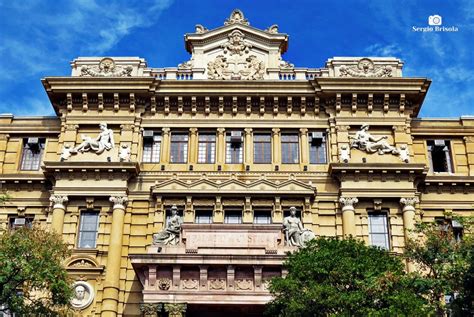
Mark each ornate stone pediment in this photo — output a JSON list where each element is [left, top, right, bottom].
[[151, 178, 315, 196]]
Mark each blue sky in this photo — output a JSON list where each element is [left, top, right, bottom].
[[0, 0, 472, 117]]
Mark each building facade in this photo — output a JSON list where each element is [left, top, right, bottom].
[[0, 9, 473, 317]]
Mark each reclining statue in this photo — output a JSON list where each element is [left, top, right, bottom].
[[350, 124, 399, 155], [71, 123, 114, 155]]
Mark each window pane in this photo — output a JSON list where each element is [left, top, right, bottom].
[[369, 213, 389, 249], [143, 134, 161, 163], [170, 133, 188, 163], [309, 133, 327, 164], [253, 133, 271, 164], [254, 210, 272, 224], [226, 133, 243, 164], [20, 138, 45, 170], [224, 210, 242, 224], [195, 209, 213, 224], [281, 134, 299, 164], [78, 211, 99, 249], [198, 133, 216, 163]]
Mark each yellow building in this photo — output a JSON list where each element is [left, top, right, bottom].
[[0, 9, 473, 317]]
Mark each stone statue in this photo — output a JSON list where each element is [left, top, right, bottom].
[[119, 144, 131, 162], [70, 281, 94, 309], [339, 144, 351, 163], [283, 206, 315, 247], [350, 124, 399, 155], [71, 123, 114, 155], [60, 144, 72, 161], [153, 205, 182, 246], [399, 145, 410, 163]]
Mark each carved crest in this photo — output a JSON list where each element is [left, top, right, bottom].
[[207, 54, 264, 80], [224, 9, 249, 26], [158, 278, 171, 290], [235, 279, 253, 290], [339, 58, 393, 77], [209, 279, 226, 290], [80, 58, 133, 77], [181, 279, 199, 290]]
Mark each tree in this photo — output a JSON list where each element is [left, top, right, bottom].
[[266, 237, 432, 317], [404, 217, 473, 316], [0, 226, 73, 316]]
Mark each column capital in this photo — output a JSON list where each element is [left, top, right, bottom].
[[189, 127, 198, 135], [50, 194, 68, 210], [272, 128, 280, 135], [400, 197, 419, 208], [299, 128, 309, 134], [110, 196, 128, 210], [164, 303, 187, 317], [140, 303, 163, 317], [217, 128, 226, 135], [244, 128, 253, 135], [162, 127, 171, 135], [339, 197, 358, 208]]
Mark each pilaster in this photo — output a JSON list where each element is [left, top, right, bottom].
[[161, 128, 170, 164], [188, 128, 198, 164], [244, 128, 253, 166]]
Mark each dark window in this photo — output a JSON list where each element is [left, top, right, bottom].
[[224, 209, 242, 224], [195, 209, 213, 224], [435, 218, 464, 242], [142, 132, 161, 163], [427, 140, 453, 173], [8, 216, 33, 230], [253, 133, 271, 164], [309, 132, 327, 164], [368, 212, 390, 250], [254, 209, 272, 224], [20, 138, 45, 170], [198, 133, 216, 163], [281, 134, 299, 164], [78, 211, 99, 248], [226, 131, 243, 164], [170, 133, 188, 163]]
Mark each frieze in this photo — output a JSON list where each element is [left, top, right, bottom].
[[209, 279, 226, 290], [181, 279, 199, 290], [339, 58, 393, 78], [235, 279, 253, 291], [80, 58, 132, 77]]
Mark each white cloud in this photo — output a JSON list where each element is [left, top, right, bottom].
[[364, 43, 403, 58]]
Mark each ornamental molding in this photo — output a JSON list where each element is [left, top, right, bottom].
[[80, 58, 132, 77], [224, 9, 249, 26], [50, 194, 68, 210], [207, 54, 265, 80], [158, 278, 171, 291], [110, 196, 128, 210], [181, 279, 199, 290], [339, 58, 393, 78], [209, 279, 226, 290]]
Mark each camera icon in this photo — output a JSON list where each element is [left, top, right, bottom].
[[428, 15, 442, 26]]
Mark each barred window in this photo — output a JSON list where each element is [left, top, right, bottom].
[[368, 212, 390, 250], [143, 133, 161, 163], [195, 209, 213, 224], [309, 132, 327, 164], [170, 133, 188, 163], [281, 134, 299, 164], [224, 208, 242, 224], [78, 211, 99, 249], [253, 133, 271, 164], [198, 133, 216, 163], [226, 132, 243, 164], [20, 138, 45, 170], [253, 209, 272, 224]]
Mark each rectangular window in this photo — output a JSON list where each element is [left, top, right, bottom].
[[8, 216, 33, 230], [195, 209, 213, 224], [281, 133, 299, 164], [226, 131, 243, 164], [253, 133, 272, 164], [309, 132, 327, 164], [170, 133, 188, 163], [224, 209, 242, 224], [368, 213, 390, 250], [20, 138, 45, 170], [198, 133, 216, 163], [142, 131, 161, 163], [253, 209, 272, 224], [427, 140, 453, 173], [78, 211, 99, 249]]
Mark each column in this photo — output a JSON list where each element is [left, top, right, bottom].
[[339, 197, 358, 237], [216, 128, 226, 166], [49, 195, 68, 235], [300, 128, 309, 165], [244, 128, 253, 166], [199, 265, 208, 290], [101, 196, 128, 317], [400, 197, 419, 272], [272, 128, 281, 166], [188, 128, 198, 164], [164, 303, 187, 317], [172, 265, 181, 290], [253, 265, 263, 290], [160, 128, 170, 164]]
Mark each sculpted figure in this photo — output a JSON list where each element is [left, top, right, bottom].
[[283, 206, 315, 247], [60, 144, 72, 161], [71, 123, 114, 155], [153, 205, 182, 245], [350, 124, 399, 155], [119, 144, 131, 162]]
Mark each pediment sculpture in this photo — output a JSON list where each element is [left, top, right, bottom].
[[80, 57, 132, 77], [349, 124, 400, 155], [339, 58, 392, 78], [153, 205, 182, 246], [283, 206, 315, 247], [69, 123, 115, 155]]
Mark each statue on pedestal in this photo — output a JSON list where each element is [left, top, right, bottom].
[[283, 206, 315, 247], [153, 205, 182, 246]]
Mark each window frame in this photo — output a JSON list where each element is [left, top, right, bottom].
[[368, 211, 390, 250], [253, 209, 272, 224], [197, 132, 216, 164], [253, 133, 272, 164], [194, 208, 214, 224], [170, 132, 189, 164], [281, 133, 300, 164], [8, 216, 34, 231], [77, 210, 100, 249], [226, 131, 244, 164], [142, 132, 162, 163], [308, 132, 328, 164], [224, 208, 243, 224], [20, 137, 46, 171], [427, 140, 453, 173]]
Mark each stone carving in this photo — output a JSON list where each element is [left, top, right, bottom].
[[158, 278, 171, 290], [118, 144, 131, 162], [339, 58, 392, 78], [195, 24, 208, 33], [400, 197, 419, 208], [339, 144, 351, 163], [70, 123, 114, 155], [60, 144, 72, 161], [80, 57, 133, 77], [153, 205, 182, 245], [279, 57, 294, 69], [178, 58, 193, 70], [164, 303, 187, 317], [209, 279, 226, 290], [50, 195, 68, 210], [265, 24, 279, 33], [181, 279, 199, 290], [224, 9, 249, 26], [399, 145, 410, 163], [283, 206, 315, 247], [235, 279, 253, 290], [140, 303, 163, 317], [350, 124, 399, 155], [262, 279, 271, 291], [222, 30, 251, 56], [339, 197, 359, 209], [110, 196, 128, 210], [207, 54, 265, 80], [71, 281, 94, 309]]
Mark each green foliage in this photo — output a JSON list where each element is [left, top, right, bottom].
[[404, 217, 474, 316], [0, 226, 73, 316], [266, 237, 432, 317]]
